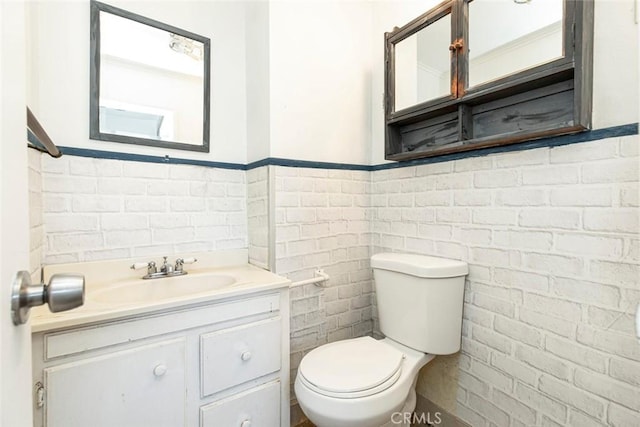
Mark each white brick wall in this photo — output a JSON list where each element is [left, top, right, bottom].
[[247, 166, 271, 269], [371, 135, 640, 427], [28, 149, 44, 281], [273, 166, 375, 402], [40, 156, 247, 263], [30, 135, 639, 425]]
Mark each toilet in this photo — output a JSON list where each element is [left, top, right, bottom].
[[294, 252, 468, 427]]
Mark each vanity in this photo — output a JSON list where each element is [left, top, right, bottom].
[[30, 250, 290, 427]]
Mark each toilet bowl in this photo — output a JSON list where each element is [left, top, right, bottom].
[[294, 253, 468, 427], [295, 337, 434, 427]]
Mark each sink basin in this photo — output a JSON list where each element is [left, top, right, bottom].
[[91, 273, 236, 304]]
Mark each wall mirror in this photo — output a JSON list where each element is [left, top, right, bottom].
[[90, 1, 211, 152], [384, 0, 593, 161]]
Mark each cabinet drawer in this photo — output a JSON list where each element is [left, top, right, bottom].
[[44, 293, 280, 360], [44, 338, 185, 427], [200, 381, 280, 427], [201, 317, 281, 397]]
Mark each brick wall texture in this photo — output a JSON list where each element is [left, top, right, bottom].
[[32, 135, 639, 426]]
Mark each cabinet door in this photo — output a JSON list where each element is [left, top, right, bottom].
[[200, 381, 280, 427], [44, 338, 186, 427]]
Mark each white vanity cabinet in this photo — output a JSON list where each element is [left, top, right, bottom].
[[31, 289, 290, 427]]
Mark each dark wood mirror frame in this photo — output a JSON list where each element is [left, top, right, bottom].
[[90, 0, 211, 153], [384, 0, 594, 161]]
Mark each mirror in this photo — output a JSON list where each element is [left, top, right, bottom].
[[394, 13, 452, 112], [468, 0, 563, 88], [90, 1, 210, 152]]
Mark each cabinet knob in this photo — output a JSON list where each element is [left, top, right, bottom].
[[240, 419, 251, 427], [153, 364, 168, 377], [240, 351, 252, 361]]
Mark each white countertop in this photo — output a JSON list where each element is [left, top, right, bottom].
[[31, 251, 290, 333]]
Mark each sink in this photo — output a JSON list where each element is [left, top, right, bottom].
[[91, 273, 236, 304]]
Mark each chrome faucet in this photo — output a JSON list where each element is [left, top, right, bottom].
[[131, 257, 197, 279]]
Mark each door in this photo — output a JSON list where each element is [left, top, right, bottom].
[[0, 1, 34, 426]]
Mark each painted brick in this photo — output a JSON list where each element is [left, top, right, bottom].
[[549, 139, 618, 163], [472, 209, 517, 226], [609, 357, 640, 387], [492, 389, 536, 425], [494, 316, 542, 347], [454, 190, 492, 206], [587, 306, 636, 335], [519, 209, 580, 229], [99, 214, 148, 231], [620, 185, 639, 207], [523, 253, 583, 277], [551, 277, 620, 308], [589, 260, 638, 286], [461, 337, 490, 362], [515, 345, 571, 380], [474, 292, 515, 318], [463, 305, 494, 327], [581, 159, 638, 183], [577, 325, 640, 362], [514, 383, 567, 422], [494, 230, 553, 250], [574, 369, 640, 411], [567, 410, 607, 427], [519, 308, 575, 338], [524, 293, 582, 322], [544, 335, 608, 373], [556, 233, 623, 257], [491, 353, 538, 386], [472, 359, 514, 392], [538, 375, 605, 419], [608, 403, 640, 427], [495, 189, 547, 206], [522, 166, 579, 185], [471, 247, 510, 265], [494, 268, 548, 292], [474, 170, 519, 188], [415, 191, 451, 206], [468, 392, 510, 426], [472, 325, 513, 354], [45, 215, 97, 233], [457, 404, 489, 427], [549, 187, 611, 207], [584, 209, 639, 233]]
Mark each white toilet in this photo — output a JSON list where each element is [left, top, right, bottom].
[[295, 252, 468, 427]]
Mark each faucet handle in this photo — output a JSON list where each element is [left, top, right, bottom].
[[130, 261, 157, 275], [131, 262, 151, 270], [175, 257, 197, 272]]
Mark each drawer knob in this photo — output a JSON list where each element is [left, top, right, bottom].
[[153, 364, 168, 377], [240, 351, 252, 361], [240, 419, 252, 427]]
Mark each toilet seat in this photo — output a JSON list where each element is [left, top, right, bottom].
[[298, 336, 404, 398]]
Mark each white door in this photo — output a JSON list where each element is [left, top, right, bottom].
[[0, 1, 34, 426]]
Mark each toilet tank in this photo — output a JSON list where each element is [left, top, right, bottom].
[[371, 253, 468, 355]]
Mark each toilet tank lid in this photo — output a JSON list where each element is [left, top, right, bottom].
[[371, 253, 468, 278]]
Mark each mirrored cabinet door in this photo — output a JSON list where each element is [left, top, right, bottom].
[[394, 13, 452, 112], [468, 0, 564, 88]]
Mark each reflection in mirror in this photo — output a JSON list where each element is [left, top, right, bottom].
[[468, 0, 563, 88], [394, 14, 451, 112], [90, 1, 210, 152]]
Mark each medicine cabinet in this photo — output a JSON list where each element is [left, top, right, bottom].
[[384, 0, 593, 160]]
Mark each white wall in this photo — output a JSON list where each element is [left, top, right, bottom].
[[268, 0, 374, 164], [27, 0, 248, 163]]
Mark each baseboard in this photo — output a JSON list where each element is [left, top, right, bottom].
[[413, 394, 471, 427]]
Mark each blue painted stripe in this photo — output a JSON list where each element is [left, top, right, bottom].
[[59, 123, 637, 172], [58, 147, 247, 170]]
